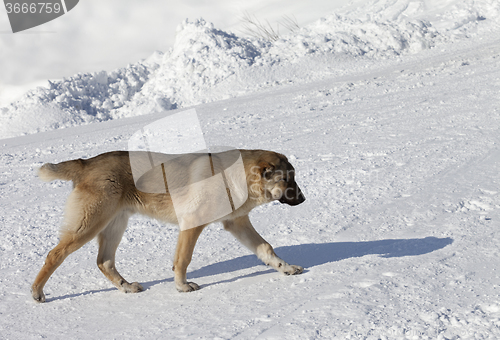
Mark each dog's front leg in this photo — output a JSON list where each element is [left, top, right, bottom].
[[173, 225, 206, 292], [223, 215, 303, 275]]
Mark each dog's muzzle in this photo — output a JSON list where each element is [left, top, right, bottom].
[[279, 186, 306, 206]]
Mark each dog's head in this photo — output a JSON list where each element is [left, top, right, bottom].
[[254, 152, 306, 206]]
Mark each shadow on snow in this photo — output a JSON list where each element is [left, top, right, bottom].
[[47, 236, 452, 301], [143, 236, 453, 290], [189, 236, 453, 280]]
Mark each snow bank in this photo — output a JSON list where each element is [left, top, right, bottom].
[[0, 59, 159, 137], [1, 0, 498, 139], [267, 14, 439, 61], [121, 19, 261, 115]]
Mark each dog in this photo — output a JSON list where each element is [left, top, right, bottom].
[[31, 149, 305, 302]]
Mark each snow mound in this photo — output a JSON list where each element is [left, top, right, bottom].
[[1, 0, 499, 139], [0, 59, 159, 137], [267, 13, 440, 61], [121, 19, 261, 115]]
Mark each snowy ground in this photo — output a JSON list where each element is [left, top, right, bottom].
[[1, 0, 500, 339]]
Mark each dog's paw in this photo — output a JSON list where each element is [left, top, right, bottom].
[[283, 265, 304, 276], [31, 288, 46, 303], [121, 281, 143, 293], [176, 282, 200, 293]]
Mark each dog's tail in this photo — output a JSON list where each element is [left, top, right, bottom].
[[38, 160, 84, 182]]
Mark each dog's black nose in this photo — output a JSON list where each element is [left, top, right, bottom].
[[297, 191, 306, 204], [280, 187, 305, 206]]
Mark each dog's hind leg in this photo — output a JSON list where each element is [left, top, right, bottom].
[[173, 224, 206, 292], [96, 211, 143, 293], [223, 215, 303, 275], [30, 234, 94, 303], [31, 189, 119, 303]]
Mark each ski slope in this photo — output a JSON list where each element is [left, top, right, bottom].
[[1, 0, 500, 338]]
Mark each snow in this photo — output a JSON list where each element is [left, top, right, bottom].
[[0, 0, 351, 91], [1, 0, 500, 338], [6, 0, 500, 139]]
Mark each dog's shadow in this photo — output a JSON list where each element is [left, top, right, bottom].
[[143, 236, 453, 289], [47, 236, 452, 301]]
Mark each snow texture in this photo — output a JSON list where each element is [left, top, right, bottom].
[[1, 0, 500, 338]]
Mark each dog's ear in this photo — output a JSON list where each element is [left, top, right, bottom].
[[258, 161, 275, 180]]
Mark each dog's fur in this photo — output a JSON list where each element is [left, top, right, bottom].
[[31, 149, 305, 302]]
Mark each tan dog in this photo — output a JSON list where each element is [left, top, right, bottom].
[[31, 149, 305, 302]]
